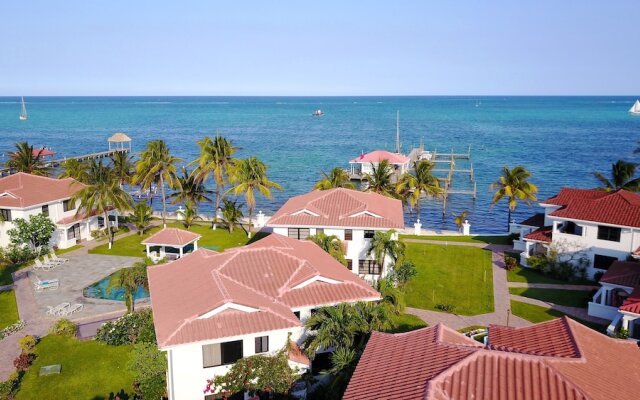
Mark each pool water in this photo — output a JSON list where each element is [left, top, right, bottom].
[[83, 272, 149, 301]]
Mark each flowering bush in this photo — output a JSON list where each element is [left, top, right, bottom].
[[18, 335, 37, 353], [95, 309, 156, 346], [13, 353, 35, 372], [0, 321, 25, 340], [49, 319, 77, 338]]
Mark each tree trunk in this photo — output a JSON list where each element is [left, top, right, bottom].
[[507, 208, 512, 232], [247, 207, 253, 238], [160, 174, 167, 228], [213, 182, 222, 230], [105, 211, 113, 250]]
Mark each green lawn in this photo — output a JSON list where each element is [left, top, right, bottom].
[[509, 288, 592, 308], [403, 243, 494, 315], [400, 234, 511, 245], [506, 265, 595, 285], [510, 300, 606, 332], [0, 290, 19, 329], [89, 222, 253, 257], [55, 244, 83, 255], [16, 336, 135, 400], [385, 313, 428, 333]]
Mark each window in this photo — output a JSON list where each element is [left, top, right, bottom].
[[315, 228, 324, 235], [0, 209, 11, 222], [347, 260, 353, 270], [62, 199, 74, 212], [364, 230, 375, 239], [255, 336, 269, 354], [597, 226, 621, 242], [359, 260, 381, 275], [67, 224, 80, 240], [288, 228, 310, 240], [41, 205, 49, 217], [593, 254, 618, 270], [559, 221, 582, 236], [344, 229, 353, 241], [203, 340, 243, 368], [294, 311, 301, 319]]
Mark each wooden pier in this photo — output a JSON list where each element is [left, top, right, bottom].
[[0, 149, 130, 177]]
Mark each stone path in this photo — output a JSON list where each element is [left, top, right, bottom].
[[508, 294, 610, 325], [507, 282, 598, 290]]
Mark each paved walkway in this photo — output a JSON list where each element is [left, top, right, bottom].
[[509, 294, 610, 325], [507, 282, 598, 290]]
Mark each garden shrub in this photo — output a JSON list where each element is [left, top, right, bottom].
[[18, 335, 37, 353], [527, 254, 587, 282], [0, 321, 25, 340], [616, 328, 629, 339], [95, 309, 156, 346], [0, 371, 20, 400], [49, 319, 78, 337], [13, 353, 35, 372], [2, 246, 37, 266], [127, 343, 167, 400], [435, 304, 456, 313], [504, 256, 517, 271]]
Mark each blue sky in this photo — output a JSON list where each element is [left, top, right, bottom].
[[1, 1, 638, 96]]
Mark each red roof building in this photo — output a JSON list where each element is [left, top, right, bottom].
[[0, 172, 84, 209], [344, 318, 640, 400], [349, 150, 410, 165]]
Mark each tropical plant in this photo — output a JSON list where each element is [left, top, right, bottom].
[[227, 156, 282, 237], [303, 303, 362, 358], [111, 151, 134, 188], [71, 161, 132, 249], [308, 233, 347, 266], [594, 160, 640, 192], [127, 343, 168, 400], [176, 201, 202, 229], [107, 262, 148, 313], [375, 278, 405, 315], [133, 140, 181, 227], [192, 135, 239, 228], [95, 309, 156, 345], [362, 159, 396, 198], [7, 214, 56, 250], [221, 198, 243, 233], [131, 200, 154, 235], [58, 158, 89, 183], [453, 210, 469, 232], [5, 141, 51, 175], [367, 230, 405, 268], [388, 260, 417, 288], [49, 319, 77, 337], [168, 166, 212, 207], [314, 167, 355, 190], [490, 165, 538, 230], [396, 161, 441, 216]]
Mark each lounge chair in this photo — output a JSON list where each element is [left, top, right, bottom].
[[61, 303, 83, 316], [42, 255, 61, 267], [50, 253, 69, 263], [32, 274, 59, 292], [46, 302, 70, 316], [33, 258, 53, 271]]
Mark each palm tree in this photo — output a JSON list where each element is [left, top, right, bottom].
[[71, 161, 133, 249], [131, 200, 154, 235], [176, 201, 202, 229], [594, 160, 640, 192], [375, 278, 405, 315], [221, 198, 243, 233], [452, 210, 469, 232], [133, 140, 181, 228], [111, 151, 134, 188], [367, 230, 405, 270], [308, 233, 347, 266], [227, 157, 282, 238], [107, 262, 148, 313], [314, 167, 355, 190], [58, 159, 89, 183], [168, 166, 213, 207], [362, 160, 396, 198], [395, 161, 441, 217], [303, 303, 362, 358], [490, 165, 538, 230], [192, 135, 238, 228], [5, 141, 51, 176]]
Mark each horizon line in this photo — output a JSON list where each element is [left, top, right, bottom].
[[1, 94, 638, 98]]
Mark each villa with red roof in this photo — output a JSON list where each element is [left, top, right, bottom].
[[511, 188, 640, 278], [0, 172, 117, 249], [348, 149, 411, 178], [267, 188, 404, 281], [148, 233, 380, 400], [344, 317, 640, 400]]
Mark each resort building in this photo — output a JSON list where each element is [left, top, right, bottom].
[[588, 260, 640, 339], [344, 317, 640, 400], [142, 227, 201, 262], [348, 150, 410, 178], [511, 188, 640, 278], [0, 172, 114, 249], [267, 188, 404, 281], [147, 233, 380, 400]]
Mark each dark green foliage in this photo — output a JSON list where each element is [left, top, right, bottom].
[[127, 343, 167, 400], [95, 309, 156, 346], [49, 319, 78, 337]]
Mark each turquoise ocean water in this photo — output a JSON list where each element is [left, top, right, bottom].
[[1, 96, 638, 234]]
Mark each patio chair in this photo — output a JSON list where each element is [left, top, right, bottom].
[[42, 255, 61, 267], [61, 303, 83, 316], [46, 302, 70, 316], [50, 252, 69, 263], [33, 258, 53, 271], [32, 274, 59, 292]]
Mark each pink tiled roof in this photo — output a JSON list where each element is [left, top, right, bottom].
[[268, 188, 404, 229], [543, 188, 640, 228], [524, 226, 553, 243], [344, 317, 640, 400], [349, 150, 410, 164], [141, 228, 201, 247], [31, 148, 56, 157], [0, 173, 84, 208], [619, 287, 640, 315], [288, 341, 310, 366], [148, 234, 380, 348], [600, 261, 640, 288]]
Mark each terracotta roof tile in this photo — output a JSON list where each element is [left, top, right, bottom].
[[268, 188, 404, 229], [287, 341, 310, 366], [56, 208, 110, 225], [349, 150, 410, 164], [619, 287, 640, 315], [0, 172, 84, 208], [518, 213, 546, 228], [488, 318, 581, 358], [523, 226, 553, 243], [142, 228, 201, 247], [600, 261, 640, 288]]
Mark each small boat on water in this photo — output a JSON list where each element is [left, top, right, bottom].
[[312, 109, 324, 116], [630, 100, 640, 115], [19, 96, 28, 121]]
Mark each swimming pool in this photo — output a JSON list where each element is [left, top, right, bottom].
[[83, 271, 149, 301]]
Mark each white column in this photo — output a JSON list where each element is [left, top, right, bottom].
[[161, 246, 166, 258], [193, 241, 198, 251], [114, 212, 119, 229], [86, 221, 91, 241], [414, 219, 422, 236], [622, 316, 630, 331], [179, 247, 183, 258], [146, 245, 151, 258], [600, 288, 607, 305]]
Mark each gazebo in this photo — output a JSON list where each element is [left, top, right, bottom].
[[142, 228, 201, 262], [108, 132, 132, 152]]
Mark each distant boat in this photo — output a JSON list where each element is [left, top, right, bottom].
[[629, 100, 640, 115], [312, 109, 324, 116], [19, 96, 27, 121]]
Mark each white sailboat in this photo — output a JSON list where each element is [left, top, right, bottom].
[[629, 100, 640, 115], [19, 97, 28, 121]]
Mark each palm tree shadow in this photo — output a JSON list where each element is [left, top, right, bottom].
[[91, 389, 132, 400]]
